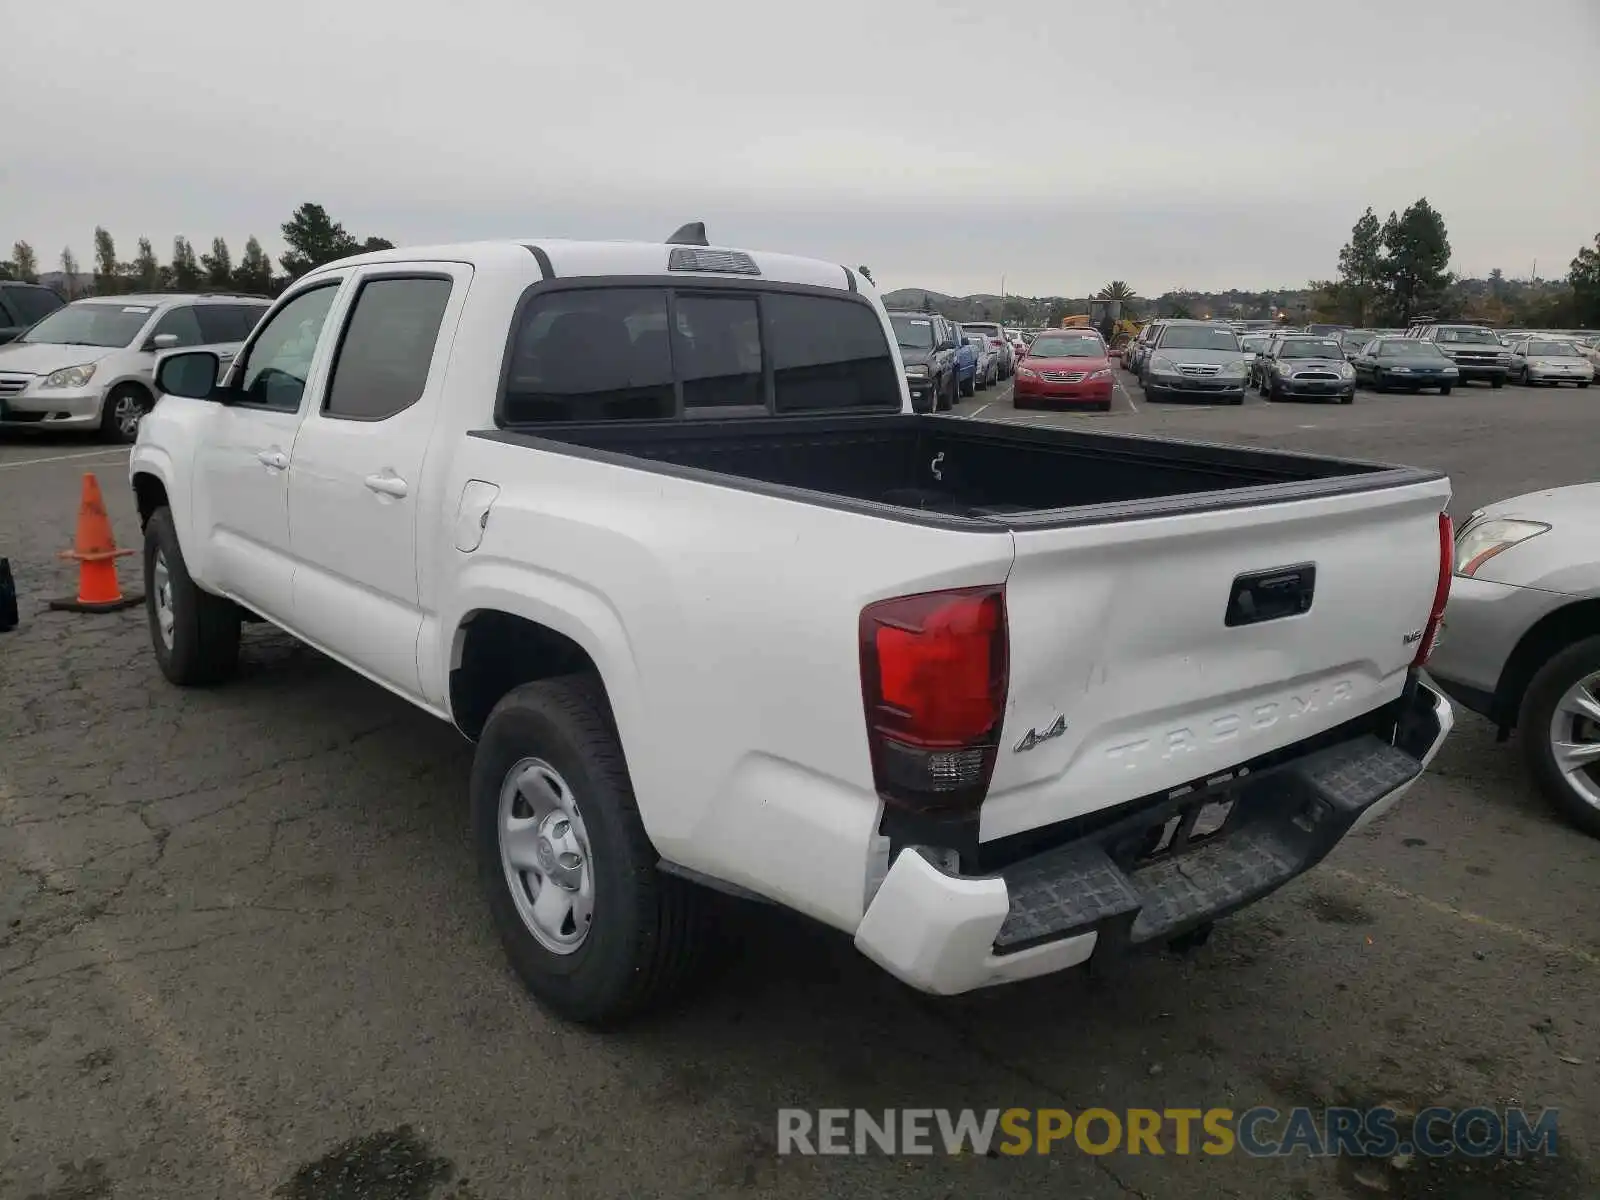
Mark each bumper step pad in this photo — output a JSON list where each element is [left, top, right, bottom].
[[992, 734, 1423, 955]]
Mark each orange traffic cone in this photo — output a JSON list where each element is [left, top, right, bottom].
[[48, 473, 144, 613]]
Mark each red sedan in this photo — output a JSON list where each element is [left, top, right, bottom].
[[1012, 330, 1115, 411]]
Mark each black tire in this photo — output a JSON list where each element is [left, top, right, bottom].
[[1518, 636, 1600, 839], [100, 384, 150, 444], [1268, 380, 1283, 402], [1374, 379, 1389, 394], [1339, 394, 1353, 405], [471, 675, 711, 1023], [143, 507, 240, 686], [961, 372, 976, 398], [1491, 376, 1505, 389], [1230, 394, 1244, 406], [1440, 385, 1452, 395], [1097, 400, 1112, 412], [1580, 382, 1590, 389]]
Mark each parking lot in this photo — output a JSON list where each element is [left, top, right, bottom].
[[3, 374, 1597, 1200]]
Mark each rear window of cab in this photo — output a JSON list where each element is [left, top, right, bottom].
[[500, 286, 901, 424]]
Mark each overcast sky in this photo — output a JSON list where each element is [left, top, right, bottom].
[[6, 0, 1597, 297]]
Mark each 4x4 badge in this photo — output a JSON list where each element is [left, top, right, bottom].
[[1014, 715, 1067, 753]]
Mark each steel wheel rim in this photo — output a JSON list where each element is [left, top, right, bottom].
[[115, 393, 142, 438], [152, 551, 175, 649], [497, 757, 595, 954], [1548, 670, 1600, 812]]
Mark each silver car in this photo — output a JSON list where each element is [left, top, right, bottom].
[[1507, 338, 1595, 387], [965, 333, 998, 389], [0, 293, 270, 442], [1427, 484, 1600, 837]]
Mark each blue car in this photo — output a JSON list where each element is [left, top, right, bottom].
[[950, 322, 978, 398]]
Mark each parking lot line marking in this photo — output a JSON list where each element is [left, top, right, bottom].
[[0, 447, 132, 471], [970, 401, 996, 417], [1330, 867, 1600, 968]]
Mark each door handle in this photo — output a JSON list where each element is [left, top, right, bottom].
[[364, 473, 409, 499], [256, 450, 289, 470]]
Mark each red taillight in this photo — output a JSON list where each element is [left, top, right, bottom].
[[860, 586, 1008, 814], [1413, 512, 1453, 668]]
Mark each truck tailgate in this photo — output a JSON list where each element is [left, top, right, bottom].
[[982, 475, 1451, 842]]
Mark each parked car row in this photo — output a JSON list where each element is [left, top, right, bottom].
[[0, 292, 272, 441], [889, 312, 1021, 412]]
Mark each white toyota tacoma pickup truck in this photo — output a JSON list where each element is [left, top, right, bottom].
[[130, 230, 1456, 1024]]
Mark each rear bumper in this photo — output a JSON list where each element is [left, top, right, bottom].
[[854, 678, 1452, 995]]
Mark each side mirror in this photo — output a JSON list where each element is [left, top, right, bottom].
[[155, 350, 223, 400], [151, 333, 180, 350]]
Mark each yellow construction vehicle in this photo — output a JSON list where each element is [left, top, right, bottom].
[[1069, 301, 1143, 352]]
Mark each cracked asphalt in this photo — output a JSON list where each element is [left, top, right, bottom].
[[3, 383, 1597, 1200]]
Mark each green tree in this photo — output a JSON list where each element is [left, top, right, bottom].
[[1336, 207, 1384, 324], [1488, 267, 1506, 301], [232, 236, 274, 295], [1568, 232, 1600, 326], [360, 236, 395, 253], [131, 238, 161, 291], [1096, 280, 1136, 302], [1380, 199, 1451, 323], [279, 202, 361, 280], [93, 227, 120, 295], [201, 237, 233, 289], [59, 247, 81, 298], [919, 292, 934, 313], [170, 236, 202, 290], [12, 241, 39, 284], [857, 265, 875, 286]]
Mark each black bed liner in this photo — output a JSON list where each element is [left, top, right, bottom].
[[472, 413, 1443, 532]]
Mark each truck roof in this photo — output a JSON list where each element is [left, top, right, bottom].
[[304, 238, 862, 294]]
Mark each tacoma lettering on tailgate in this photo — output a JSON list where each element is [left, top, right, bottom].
[[1104, 680, 1355, 771]]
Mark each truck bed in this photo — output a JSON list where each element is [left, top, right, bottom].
[[476, 414, 1438, 529]]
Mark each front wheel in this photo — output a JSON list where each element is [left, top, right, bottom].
[[472, 676, 711, 1023], [1518, 637, 1600, 839], [1491, 376, 1505, 389], [143, 507, 240, 685], [1440, 385, 1452, 395], [100, 385, 150, 444]]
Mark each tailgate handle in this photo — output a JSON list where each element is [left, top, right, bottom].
[[1226, 563, 1316, 627]]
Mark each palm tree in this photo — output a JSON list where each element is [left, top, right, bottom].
[[1097, 281, 1137, 302]]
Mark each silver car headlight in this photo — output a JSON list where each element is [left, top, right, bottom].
[[43, 363, 98, 389], [1150, 356, 1175, 373], [1223, 360, 1247, 376], [1338, 362, 1355, 378], [904, 364, 929, 378], [1454, 518, 1550, 577]]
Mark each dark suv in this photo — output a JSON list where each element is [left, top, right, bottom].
[[888, 311, 961, 412], [0, 281, 66, 344], [1407, 323, 1510, 387]]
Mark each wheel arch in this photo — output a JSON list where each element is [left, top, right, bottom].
[[447, 598, 637, 748], [1493, 598, 1600, 729]]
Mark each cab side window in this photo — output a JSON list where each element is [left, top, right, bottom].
[[238, 285, 341, 411], [323, 277, 453, 421]]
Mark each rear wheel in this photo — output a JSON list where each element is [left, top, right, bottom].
[[472, 676, 711, 1023], [1519, 637, 1600, 839], [961, 371, 976, 398]]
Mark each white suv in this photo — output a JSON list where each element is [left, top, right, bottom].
[[0, 293, 270, 442]]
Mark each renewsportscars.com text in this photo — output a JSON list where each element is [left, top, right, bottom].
[[776, 1106, 1560, 1159]]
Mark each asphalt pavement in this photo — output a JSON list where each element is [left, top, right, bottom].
[[2, 376, 1597, 1200]]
